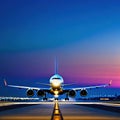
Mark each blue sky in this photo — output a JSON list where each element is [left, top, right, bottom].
[[1, 0, 120, 52], [0, 0, 120, 97]]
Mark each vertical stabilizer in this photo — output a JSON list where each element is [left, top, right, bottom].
[[54, 57, 58, 74]]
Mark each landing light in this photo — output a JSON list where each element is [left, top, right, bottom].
[[54, 91, 59, 95], [52, 80, 60, 87]]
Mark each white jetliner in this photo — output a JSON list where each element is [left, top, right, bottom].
[[4, 59, 112, 101]]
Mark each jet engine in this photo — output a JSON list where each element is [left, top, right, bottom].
[[68, 90, 76, 97], [37, 90, 45, 97], [26, 89, 34, 97], [80, 89, 88, 97]]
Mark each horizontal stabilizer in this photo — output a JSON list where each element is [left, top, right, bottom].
[[36, 82, 50, 86], [62, 83, 76, 86]]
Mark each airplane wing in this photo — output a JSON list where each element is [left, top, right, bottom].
[[63, 80, 112, 91], [4, 80, 49, 91], [73, 82, 112, 91]]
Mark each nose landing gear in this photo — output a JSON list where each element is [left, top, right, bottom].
[[54, 98, 58, 100]]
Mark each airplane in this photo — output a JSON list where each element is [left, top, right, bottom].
[[4, 59, 112, 101]]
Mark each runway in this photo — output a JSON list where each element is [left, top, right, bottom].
[[0, 101, 120, 120]]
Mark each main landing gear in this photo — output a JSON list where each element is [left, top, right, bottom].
[[65, 98, 69, 101], [43, 97, 48, 101], [65, 93, 69, 101], [43, 93, 48, 101]]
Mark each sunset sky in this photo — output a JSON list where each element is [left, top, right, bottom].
[[0, 0, 120, 97]]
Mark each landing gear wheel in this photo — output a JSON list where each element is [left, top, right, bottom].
[[65, 98, 69, 101], [43, 98, 47, 101], [54, 98, 58, 100]]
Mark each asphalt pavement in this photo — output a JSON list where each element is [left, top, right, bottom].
[[0, 101, 120, 120]]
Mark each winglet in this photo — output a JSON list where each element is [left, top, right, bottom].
[[109, 80, 112, 86], [4, 79, 7, 86]]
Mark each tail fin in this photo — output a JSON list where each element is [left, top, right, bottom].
[[54, 57, 58, 74]]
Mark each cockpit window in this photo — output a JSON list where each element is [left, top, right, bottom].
[[52, 78, 61, 79]]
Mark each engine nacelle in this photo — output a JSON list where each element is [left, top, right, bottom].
[[26, 89, 34, 97], [80, 89, 88, 97], [68, 90, 76, 97], [37, 90, 45, 97]]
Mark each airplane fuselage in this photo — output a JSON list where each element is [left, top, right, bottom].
[[49, 74, 64, 97]]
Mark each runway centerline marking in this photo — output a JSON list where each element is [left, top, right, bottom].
[[51, 101, 64, 120]]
